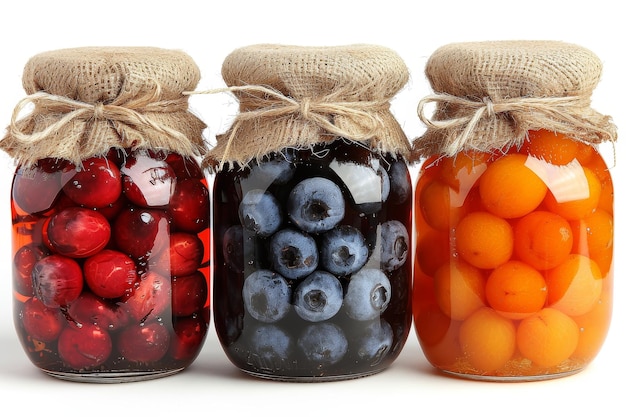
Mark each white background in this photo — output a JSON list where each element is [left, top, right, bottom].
[[0, 1, 624, 416]]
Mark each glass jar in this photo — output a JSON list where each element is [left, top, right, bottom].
[[210, 44, 413, 381], [412, 41, 616, 381], [2, 47, 210, 382]]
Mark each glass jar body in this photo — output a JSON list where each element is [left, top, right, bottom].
[[11, 149, 210, 382], [413, 130, 613, 381], [212, 139, 413, 381]]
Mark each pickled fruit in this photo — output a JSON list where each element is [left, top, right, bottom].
[[11, 150, 210, 379], [213, 139, 413, 380], [414, 130, 613, 380]]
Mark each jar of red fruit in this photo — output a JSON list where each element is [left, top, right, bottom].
[[412, 41, 617, 381], [209, 44, 413, 381], [1, 47, 211, 382]]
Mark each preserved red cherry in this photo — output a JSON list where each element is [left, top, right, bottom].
[[113, 207, 170, 261], [47, 207, 111, 258], [117, 321, 170, 363], [164, 153, 205, 180], [169, 316, 208, 362], [31, 254, 83, 308], [152, 232, 204, 277], [11, 159, 69, 215], [66, 292, 130, 331], [13, 243, 49, 296], [84, 249, 138, 299], [121, 151, 176, 207], [58, 323, 112, 369], [171, 271, 208, 317], [169, 179, 210, 233], [20, 297, 64, 342], [122, 271, 172, 322], [62, 157, 122, 208]]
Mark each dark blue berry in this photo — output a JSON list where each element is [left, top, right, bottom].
[[242, 269, 291, 323], [319, 225, 368, 276], [269, 228, 318, 280], [380, 220, 409, 271], [354, 319, 393, 364], [388, 159, 411, 204], [293, 271, 343, 322], [297, 322, 348, 365], [344, 268, 391, 321], [239, 189, 282, 237], [248, 324, 293, 367], [287, 177, 345, 233], [248, 156, 295, 186]]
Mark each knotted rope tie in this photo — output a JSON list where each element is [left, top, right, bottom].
[[9, 86, 192, 146], [417, 93, 616, 156], [187, 85, 391, 169]]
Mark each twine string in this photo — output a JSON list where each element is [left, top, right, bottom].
[[9, 82, 192, 146]]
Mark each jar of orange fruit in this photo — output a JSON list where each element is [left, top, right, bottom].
[[412, 41, 617, 381]]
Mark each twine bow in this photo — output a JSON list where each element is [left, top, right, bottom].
[[9, 85, 191, 147], [188, 85, 390, 169], [417, 92, 617, 157]]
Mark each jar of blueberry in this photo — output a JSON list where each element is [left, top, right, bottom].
[[1, 47, 211, 382], [412, 41, 616, 381], [209, 44, 414, 381]]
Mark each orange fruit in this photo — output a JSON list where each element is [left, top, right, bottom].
[[513, 211, 573, 270], [433, 260, 486, 320], [544, 166, 601, 220], [525, 129, 581, 165], [545, 254, 603, 316], [479, 153, 547, 219], [455, 211, 514, 269]]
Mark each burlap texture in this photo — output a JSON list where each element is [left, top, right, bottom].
[[1, 47, 206, 167], [413, 40, 617, 159], [205, 44, 411, 170]]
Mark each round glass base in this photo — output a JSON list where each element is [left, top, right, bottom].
[[440, 366, 585, 382], [42, 368, 184, 383], [240, 368, 385, 383]]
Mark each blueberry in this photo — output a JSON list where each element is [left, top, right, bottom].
[[223, 225, 244, 272], [354, 319, 393, 365], [293, 271, 343, 322], [388, 159, 411, 204], [269, 228, 318, 280], [287, 177, 345, 233], [380, 220, 409, 272], [242, 269, 291, 323], [248, 155, 295, 185], [248, 324, 294, 369], [239, 189, 282, 237], [344, 268, 391, 321], [319, 225, 368, 276], [297, 322, 348, 365]]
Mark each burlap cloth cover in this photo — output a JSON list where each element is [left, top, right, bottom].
[[413, 40, 617, 159], [0, 47, 206, 167], [205, 44, 411, 170]]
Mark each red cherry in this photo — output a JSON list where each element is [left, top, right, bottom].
[[113, 207, 170, 261], [13, 243, 49, 296], [169, 179, 210, 233], [20, 297, 64, 342], [12, 163, 63, 214], [152, 232, 204, 277], [117, 321, 170, 363], [47, 207, 111, 258], [171, 271, 208, 317], [62, 157, 122, 208], [164, 154, 205, 180], [84, 249, 138, 299], [97, 194, 128, 220], [58, 323, 112, 369], [122, 271, 171, 322], [169, 316, 208, 362], [121, 151, 176, 207], [66, 292, 130, 331], [31, 254, 83, 308]]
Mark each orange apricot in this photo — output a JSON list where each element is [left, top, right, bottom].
[[545, 254, 603, 316], [433, 260, 486, 320], [414, 303, 452, 347], [439, 151, 489, 191], [485, 261, 547, 320], [479, 153, 548, 219], [459, 307, 516, 372], [572, 293, 612, 361], [455, 211, 514, 269], [544, 166, 601, 220], [419, 179, 465, 230], [416, 228, 451, 277], [513, 211, 573, 270], [570, 209, 613, 276], [517, 308, 579, 368], [525, 130, 580, 165], [421, 319, 463, 369]]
